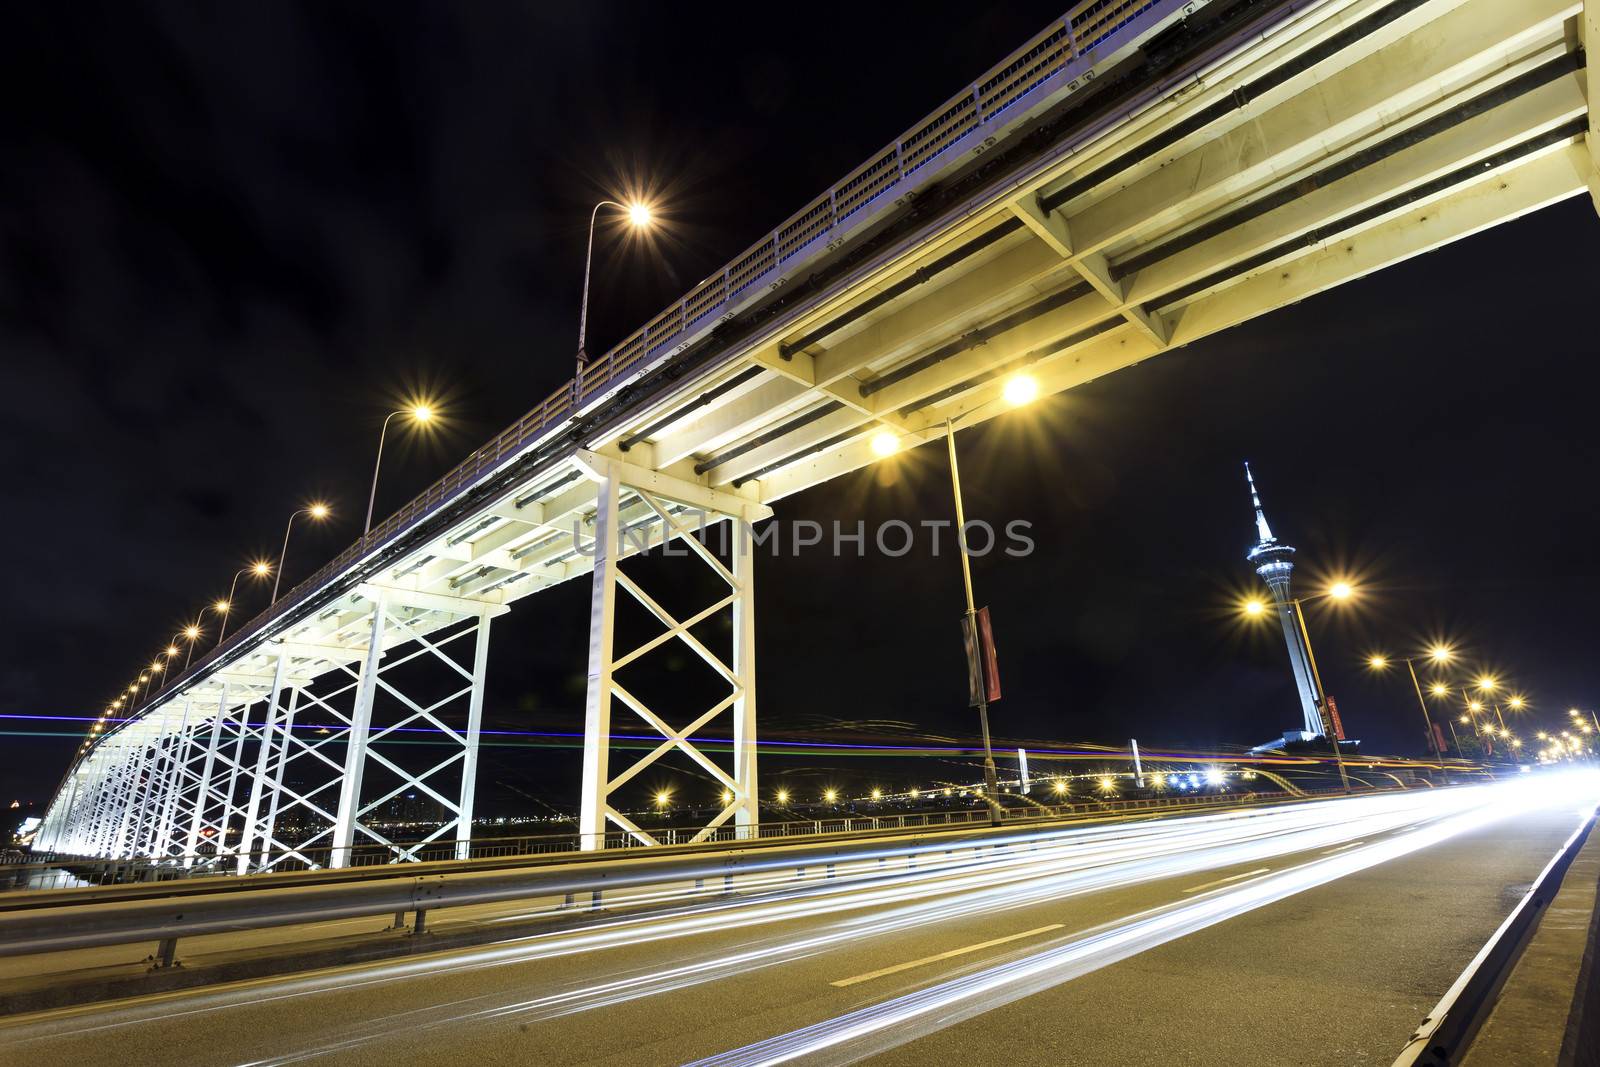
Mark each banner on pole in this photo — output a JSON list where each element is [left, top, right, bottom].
[[1326, 695, 1346, 741], [960, 607, 1001, 706]]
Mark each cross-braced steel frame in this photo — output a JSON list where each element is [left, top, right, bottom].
[[576, 454, 764, 850]]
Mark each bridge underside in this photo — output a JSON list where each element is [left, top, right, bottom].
[[607, 0, 1595, 501], [39, 0, 1599, 867]]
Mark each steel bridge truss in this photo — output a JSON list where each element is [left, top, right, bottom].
[[576, 453, 768, 849]]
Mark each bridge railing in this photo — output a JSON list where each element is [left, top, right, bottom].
[[101, 0, 1183, 746], [3, 787, 1323, 963], [18, 788, 1299, 893]]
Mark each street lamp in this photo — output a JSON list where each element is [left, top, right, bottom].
[[181, 624, 203, 669], [364, 403, 435, 538], [1240, 582, 1355, 792], [869, 373, 1039, 823], [217, 560, 275, 642], [575, 199, 656, 376], [271, 504, 330, 605], [1367, 652, 1447, 766]]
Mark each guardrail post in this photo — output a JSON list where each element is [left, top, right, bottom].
[[151, 937, 179, 970]]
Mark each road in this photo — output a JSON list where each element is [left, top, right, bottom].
[[3, 778, 1593, 1066]]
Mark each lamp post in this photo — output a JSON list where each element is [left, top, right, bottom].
[[181, 624, 203, 670], [271, 504, 330, 605], [217, 561, 274, 643], [870, 371, 1043, 825], [364, 404, 434, 538], [1367, 647, 1449, 768], [575, 200, 654, 380], [868, 373, 1040, 824], [1243, 585, 1354, 792], [1290, 598, 1351, 793]]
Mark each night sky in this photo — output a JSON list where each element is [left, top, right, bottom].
[[4, 2, 1598, 812]]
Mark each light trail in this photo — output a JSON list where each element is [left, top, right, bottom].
[[6, 779, 1591, 1064], [689, 773, 1600, 1066]]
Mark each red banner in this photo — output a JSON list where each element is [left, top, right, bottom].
[[960, 607, 1001, 706], [1326, 695, 1346, 741]]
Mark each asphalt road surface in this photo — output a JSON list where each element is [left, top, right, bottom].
[[3, 777, 1593, 1066]]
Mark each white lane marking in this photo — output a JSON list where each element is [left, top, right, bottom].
[[830, 924, 1065, 988], [1182, 868, 1270, 894], [1322, 840, 1366, 855]]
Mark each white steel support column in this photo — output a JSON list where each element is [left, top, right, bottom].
[[330, 591, 387, 868], [153, 700, 192, 859], [578, 473, 620, 851], [130, 703, 176, 855], [731, 517, 759, 835], [111, 729, 149, 857], [259, 686, 299, 868], [238, 655, 288, 875], [217, 696, 251, 860], [455, 612, 492, 861], [184, 684, 229, 867]]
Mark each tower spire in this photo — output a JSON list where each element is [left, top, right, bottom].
[[1245, 462, 1274, 544]]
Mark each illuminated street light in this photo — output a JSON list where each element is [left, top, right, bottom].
[[869, 430, 899, 458], [719, 789, 732, 804], [365, 403, 437, 537], [775, 788, 790, 805], [1242, 599, 1266, 617], [1430, 683, 1448, 697], [1428, 645, 1452, 663], [1507, 695, 1526, 711], [823, 788, 839, 804], [1368, 655, 1388, 670], [576, 199, 657, 373], [1002, 374, 1040, 407], [653, 789, 671, 810], [272, 506, 331, 605], [1328, 581, 1353, 600], [218, 560, 276, 642], [1477, 676, 1499, 693]]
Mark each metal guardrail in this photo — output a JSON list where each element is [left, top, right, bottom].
[[1392, 808, 1599, 1066], [99, 0, 1192, 743], [18, 789, 1286, 894], [0, 787, 1300, 962]]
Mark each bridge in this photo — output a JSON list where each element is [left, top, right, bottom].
[[33, 0, 1600, 870]]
